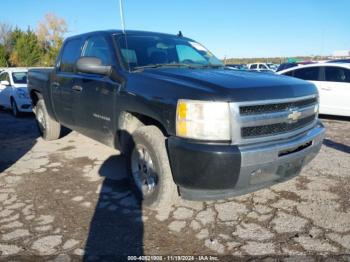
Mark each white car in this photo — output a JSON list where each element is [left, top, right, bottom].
[[247, 63, 277, 72], [0, 68, 32, 117], [278, 63, 350, 117]]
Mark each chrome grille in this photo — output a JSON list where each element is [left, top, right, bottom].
[[239, 97, 317, 115], [241, 114, 316, 138], [230, 95, 318, 145]]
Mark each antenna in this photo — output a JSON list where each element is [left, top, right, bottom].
[[119, 0, 130, 72], [119, 0, 126, 33]]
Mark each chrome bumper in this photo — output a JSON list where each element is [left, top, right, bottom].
[[179, 121, 325, 200], [234, 121, 325, 193]]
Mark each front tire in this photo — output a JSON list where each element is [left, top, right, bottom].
[[130, 126, 178, 210], [34, 99, 61, 141], [11, 99, 20, 117]]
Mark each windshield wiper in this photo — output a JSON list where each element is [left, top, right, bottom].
[[133, 63, 195, 71]]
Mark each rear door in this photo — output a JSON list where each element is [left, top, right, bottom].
[[73, 34, 118, 146], [320, 66, 350, 116], [52, 37, 84, 128]]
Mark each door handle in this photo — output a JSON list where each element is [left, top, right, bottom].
[[72, 85, 83, 92], [321, 87, 331, 91]]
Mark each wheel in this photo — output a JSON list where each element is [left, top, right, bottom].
[[130, 125, 178, 209], [34, 99, 61, 141], [11, 99, 20, 117]]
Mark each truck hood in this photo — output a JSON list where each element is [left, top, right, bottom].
[[141, 68, 317, 101]]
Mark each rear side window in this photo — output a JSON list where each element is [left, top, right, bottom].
[[324, 67, 350, 83], [283, 70, 294, 77], [12, 72, 27, 84], [293, 67, 320, 81], [250, 64, 257, 69], [259, 64, 267, 69], [83, 36, 112, 66], [60, 38, 83, 73]]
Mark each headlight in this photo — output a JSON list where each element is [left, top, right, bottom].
[[16, 90, 28, 99], [176, 99, 231, 141]]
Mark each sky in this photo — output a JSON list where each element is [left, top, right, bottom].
[[1, 0, 350, 59]]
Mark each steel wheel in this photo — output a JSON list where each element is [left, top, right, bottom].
[[131, 144, 158, 198]]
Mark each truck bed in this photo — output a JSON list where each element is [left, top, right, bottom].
[[28, 67, 53, 94]]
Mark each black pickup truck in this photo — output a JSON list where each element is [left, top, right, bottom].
[[28, 30, 325, 210]]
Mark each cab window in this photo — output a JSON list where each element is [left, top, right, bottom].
[[60, 38, 84, 73], [83, 35, 112, 66]]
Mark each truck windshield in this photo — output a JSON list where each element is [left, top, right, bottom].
[[12, 72, 27, 84], [115, 34, 223, 71]]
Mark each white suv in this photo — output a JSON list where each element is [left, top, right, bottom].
[[0, 68, 31, 117], [248, 63, 277, 72]]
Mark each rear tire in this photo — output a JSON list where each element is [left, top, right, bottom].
[[11, 99, 20, 118], [34, 99, 61, 141], [130, 125, 178, 210]]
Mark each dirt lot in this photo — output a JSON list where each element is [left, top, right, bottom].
[[0, 110, 349, 261]]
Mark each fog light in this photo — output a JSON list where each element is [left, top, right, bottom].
[[251, 169, 262, 177]]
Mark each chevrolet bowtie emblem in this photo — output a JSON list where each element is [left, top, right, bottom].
[[288, 110, 302, 121]]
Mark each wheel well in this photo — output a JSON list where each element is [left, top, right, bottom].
[[116, 111, 168, 153], [30, 90, 42, 107], [134, 113, 168, 136], [119, 111, 168, 136]]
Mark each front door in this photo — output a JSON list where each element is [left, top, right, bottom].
[[73, 34, 119, 146]]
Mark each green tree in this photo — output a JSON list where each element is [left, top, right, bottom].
[[0, 44, 7, 67], [9, 29, 42, 67]]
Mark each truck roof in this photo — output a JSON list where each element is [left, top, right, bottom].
[[65, 30, 192, 41]]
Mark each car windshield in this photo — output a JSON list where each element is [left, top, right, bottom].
[[12, 72, 27, 84], [115, 34, 223, 71]]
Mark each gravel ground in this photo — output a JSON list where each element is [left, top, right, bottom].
[[0, 110, 349, 261]]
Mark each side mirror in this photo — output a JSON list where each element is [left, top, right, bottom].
[[76, 56, 112, 76], [0, 80, 10, 86]]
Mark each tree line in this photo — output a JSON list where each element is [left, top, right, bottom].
[[224, 55, 331, 65], [0, 13, 67, 68]]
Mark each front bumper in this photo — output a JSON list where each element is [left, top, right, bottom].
[[167, 121, 325, 200], [16, 98, 32, 112]]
